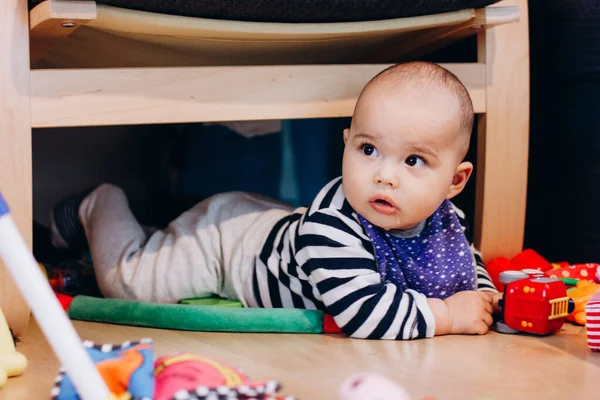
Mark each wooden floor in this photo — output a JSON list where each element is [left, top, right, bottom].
[[3, 319, 600, 399]]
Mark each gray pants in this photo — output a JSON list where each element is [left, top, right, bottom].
[[79, 184, 294, 305]]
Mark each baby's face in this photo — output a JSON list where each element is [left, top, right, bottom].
[[342, 86, 468, 230]]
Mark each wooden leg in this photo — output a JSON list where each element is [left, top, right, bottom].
[[475, 0, 530, 262], [0, 0, 33, 336]]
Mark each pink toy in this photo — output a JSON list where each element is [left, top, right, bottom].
[[338, 373, 421, 400], [154, 354, 290, 400]]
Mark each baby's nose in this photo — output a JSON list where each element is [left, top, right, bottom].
[[375, 172, 399, 188]]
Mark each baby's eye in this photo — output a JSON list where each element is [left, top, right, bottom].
[[361, 144, 379, 157], [405, 155, 427, 168]]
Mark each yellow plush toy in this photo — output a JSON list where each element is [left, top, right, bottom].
[[0, 308, 27, 388]]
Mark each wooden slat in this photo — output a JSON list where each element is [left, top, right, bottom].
[[0, 0, 33, 336], [29, 6, 478, 69], [474, 0, 530, 262], [358, 6, 520, 63], [29, 0, 97, 65], [30, 63, 486, 128]]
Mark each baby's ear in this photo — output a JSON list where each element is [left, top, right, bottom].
[[447, 161, 473, 199], [343, 128, 350, 144]]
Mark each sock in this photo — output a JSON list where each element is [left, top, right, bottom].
[[50, 189, 93, 250]]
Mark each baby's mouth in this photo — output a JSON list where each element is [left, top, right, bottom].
[[375, 199, 392, 206], [369, 196, 398, 215]]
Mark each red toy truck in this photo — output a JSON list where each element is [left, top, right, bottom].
[[497, 270, 575, 335]]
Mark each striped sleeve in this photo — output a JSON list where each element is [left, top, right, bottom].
[[296, 209, 436, 340], [451, 203, 498, 292], [471, 245, 497, 292]]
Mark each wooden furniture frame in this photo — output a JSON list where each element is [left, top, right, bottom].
[[0, 0, 529, 337]]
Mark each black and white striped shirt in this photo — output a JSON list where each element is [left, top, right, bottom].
[[250, 177, 496, 339]]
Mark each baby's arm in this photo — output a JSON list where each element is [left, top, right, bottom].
[[298, 209, 495, 338], [304, 244, 494, 338], [297, 210, 435, 340], [306, 258, 436, 339]]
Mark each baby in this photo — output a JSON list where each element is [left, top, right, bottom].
[[50, 61, 499, 340]]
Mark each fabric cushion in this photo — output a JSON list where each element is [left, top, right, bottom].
[[30, 0, 501, 23], [68, 295, 325, 334]]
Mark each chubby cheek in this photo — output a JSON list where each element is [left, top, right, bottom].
[[406, 180, 447, 217], [342, 177, 364, 213], [342, 153, 369, 195]]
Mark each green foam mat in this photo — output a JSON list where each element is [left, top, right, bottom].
[[68, 295, 324, 334]]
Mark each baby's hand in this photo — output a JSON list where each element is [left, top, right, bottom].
[[446, 291, 494, 334], [491, 292, 503, 315], [441, 291, 494, 335]]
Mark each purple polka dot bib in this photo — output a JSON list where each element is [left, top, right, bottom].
[[357, 200, 476, 299]]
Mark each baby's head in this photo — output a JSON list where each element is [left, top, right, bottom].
[[342, 61, 474, 230]]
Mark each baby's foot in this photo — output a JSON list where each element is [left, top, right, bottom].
[[49, 190, 93, 250]]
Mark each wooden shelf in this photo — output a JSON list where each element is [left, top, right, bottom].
[[30, 63, 486, 128]]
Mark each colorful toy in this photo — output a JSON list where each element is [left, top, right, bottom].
[[51, 340, 296, 400], [52, 340, 155, 400], [0, 308, 27, 388], [154, 354, 291, 400], [486, 249, 553, 291], [566, 280, 600, 325], [40, 260, 102, 298], [487, 249, 600, 292], [547, 263, 600, 283], [496, 270, 574, 335], [585, 288, 600, 351], [510, 249, 554, 271]]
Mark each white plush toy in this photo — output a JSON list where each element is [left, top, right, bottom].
[[338, 373, 413, 400]]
